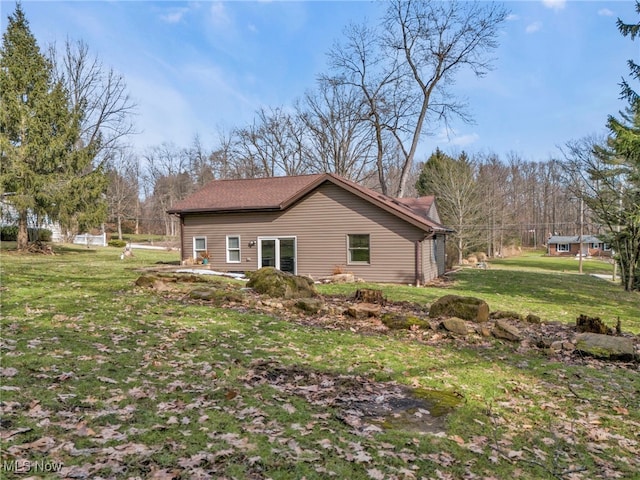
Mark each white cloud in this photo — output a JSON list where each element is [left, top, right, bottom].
[[436, 128, 480, 147], [450, 133, 480, 147], [506, 14, 520, 22], [160, 8, 189, 24], [542, 0, 566, 11], [598, 8, 614, 17], [526, 21, 542, 34], [210, 2, 232, 28]]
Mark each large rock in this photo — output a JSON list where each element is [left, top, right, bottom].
[[347, 303, 381, 319], [295, 298, 325, 314], [492, 319, 522, 342], [189, 287, 245, 305], [247, 267, 318, 299], [429, 295, 489, 323], [574, 333, 635, 361], [441, 317, 469, 335], [381, 312, 430, 330]]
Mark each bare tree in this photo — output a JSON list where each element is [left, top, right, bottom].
[[143, 143, 191, 237], [232, 107, 310, 177], [383, 0, 507, 197], [299, 79, 377, 182], [105, 150, 139, 240], [50, 39, 137, 166], [326, 22, 402, 194]]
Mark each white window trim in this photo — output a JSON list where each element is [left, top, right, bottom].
[[226, 235, 241, 263], [193, 236, 207, 259], [557, 243, 570, 252], [347, 234, 371, 265], [603, 243, 611, 251]]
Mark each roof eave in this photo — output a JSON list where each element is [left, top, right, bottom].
[[167, 206, 282, 215]]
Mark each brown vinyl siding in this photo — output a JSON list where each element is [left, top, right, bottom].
[[180, 182, 430, 283]]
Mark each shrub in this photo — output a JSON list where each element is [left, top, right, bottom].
[[475, 252, 487, 262], [0, 226, 18, 241], [108, 239, 127, 248], [0, 226, 51, 242], [36, 229, 52, 242], [467, 255, 478, 264]]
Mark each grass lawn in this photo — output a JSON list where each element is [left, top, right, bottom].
[[1, 245, 638, 479]]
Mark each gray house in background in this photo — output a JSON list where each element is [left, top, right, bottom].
[[167, 173, 452, 285]]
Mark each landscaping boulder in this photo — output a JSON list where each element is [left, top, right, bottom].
[[574, 333, 634, 361], [247, 267, 317, 299], [189, 287, 245, 305], [429, 295, 489, 323], [320, 273, 355, 284], [294, 298, 325, 314], [135, 274, 177, 292], [492, 319, 522, 342], [525, 313, 541, 324], [381, 312, 430, 330], [347, 303, 381, 319], [441, 317, 468, 335]]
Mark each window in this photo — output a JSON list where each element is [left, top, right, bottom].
[[603, 243, 611, 251], [348, 234, 370, 264], [226, 236, 241, 263], [557, 243, 570, 252], [590, 243, 599, 249], [194, 237, 207, 259]]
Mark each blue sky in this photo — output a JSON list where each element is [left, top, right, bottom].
[[2, 0, 638, 162]]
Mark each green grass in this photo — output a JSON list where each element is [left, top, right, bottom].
[[1, 245, 638, 479]]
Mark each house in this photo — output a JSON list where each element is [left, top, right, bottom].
[[167, 173, 452, 285], [546, 235, 612, 258]]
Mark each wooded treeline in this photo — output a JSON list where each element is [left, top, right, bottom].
[[117, 141, 591, 258]]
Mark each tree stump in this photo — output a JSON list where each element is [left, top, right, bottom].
[[576, 314, 613, 335], [352, 288, 386, 305]]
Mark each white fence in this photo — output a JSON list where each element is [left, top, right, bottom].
[[73, 233, 107, 247]]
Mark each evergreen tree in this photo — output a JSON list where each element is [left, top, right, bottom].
[[0, 4, 106, 250]]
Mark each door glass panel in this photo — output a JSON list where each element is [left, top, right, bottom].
[[279, 238, 295, 273], [261, 239, 276, 267]]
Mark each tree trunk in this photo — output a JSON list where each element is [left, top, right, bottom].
[[17, 211, 29, 250], [117, 214, 123, 240]]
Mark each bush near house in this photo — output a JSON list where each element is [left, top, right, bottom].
[[0, 226, 51, 242]]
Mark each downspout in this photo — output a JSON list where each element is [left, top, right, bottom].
[[179, 215, 185, 264], [414, 240, 421, 287]]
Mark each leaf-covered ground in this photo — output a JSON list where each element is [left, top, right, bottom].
[[1, 247, 638, 479]]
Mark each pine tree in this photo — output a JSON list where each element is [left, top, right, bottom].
[[0, 4, 106, 250]]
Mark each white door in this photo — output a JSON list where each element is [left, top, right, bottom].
[[258, 237, 296, 274]]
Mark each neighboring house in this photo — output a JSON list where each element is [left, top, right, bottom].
[[546, 235, 612, 258], [167, 173, 452, 285]]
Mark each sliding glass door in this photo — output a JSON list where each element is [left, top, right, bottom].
[[258, 237, 296, 274]]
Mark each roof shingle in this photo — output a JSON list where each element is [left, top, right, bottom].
[[167, 173, 450, 233]]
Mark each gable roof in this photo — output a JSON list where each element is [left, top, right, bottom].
[[547, 235, 604, 244], [167, 173, 451, 233]]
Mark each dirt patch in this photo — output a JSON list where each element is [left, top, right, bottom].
[[243, 361, 462, 435]]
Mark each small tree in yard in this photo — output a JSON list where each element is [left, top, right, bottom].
[[0, 4, 106, 250]]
